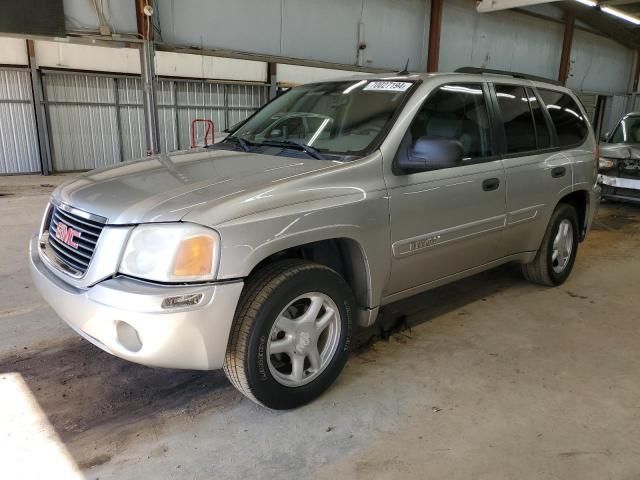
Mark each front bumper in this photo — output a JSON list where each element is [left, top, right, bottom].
[[598, 174, 640, 203], [30, 235, 244, 370]]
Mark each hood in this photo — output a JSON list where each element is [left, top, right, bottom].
[[53, 148, 338, 224], [600, 143, 640, 160]]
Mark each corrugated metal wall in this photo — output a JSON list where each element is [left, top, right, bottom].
[[440, 0, 564, 81], [576, 93, 597, 123], [175, 81, 227, 149], [227, 84, 269, 126], [116, 76, 146, 162], [42, 70, 268, 171], [43, 72, 120, 171], [568, 29, 634, 94], [0, 68, 40, 174]]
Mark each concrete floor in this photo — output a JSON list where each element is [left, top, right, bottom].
[[1, 175, 639, 480]]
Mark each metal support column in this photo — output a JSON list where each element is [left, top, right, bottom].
[[558, 12, 575, 85], [113, 77, 125, 163], [139, 40, 160, 155], [27, 40, 50, 175], [136, 0, 160, 156], [593, 95, 607, 140], [267, 62, 277, 100], [427, 0, 443, 73]]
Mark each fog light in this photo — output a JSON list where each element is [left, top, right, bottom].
[[116, 321, 142, 352], [161, 293, 204, 309]]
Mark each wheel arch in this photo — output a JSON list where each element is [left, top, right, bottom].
[[245, 237, 375, 310], [556, 189, 590, 241]]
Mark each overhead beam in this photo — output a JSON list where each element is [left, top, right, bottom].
[[558, 11, 576, 85], [560, 2, 640, 49], [427, 0, 443, 72], [476, 0, 560, 13]]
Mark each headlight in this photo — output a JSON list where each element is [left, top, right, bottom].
[[120, 223, 220, 282], [599, 158, 615, 170]]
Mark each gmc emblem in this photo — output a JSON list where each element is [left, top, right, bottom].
[[55, 222, 81, 249]]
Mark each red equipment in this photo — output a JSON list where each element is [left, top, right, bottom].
[[190, 119, 215, 148]]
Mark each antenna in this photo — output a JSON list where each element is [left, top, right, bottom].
[[397, 58, 410, 75]]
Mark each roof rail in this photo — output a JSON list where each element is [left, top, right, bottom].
[[454, 67, 562, 86]]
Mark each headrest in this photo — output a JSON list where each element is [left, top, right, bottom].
[[426, 113, 462, 138]]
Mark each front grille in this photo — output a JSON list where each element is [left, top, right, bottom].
[[620, 159, 640, 178], [47, 205, 106, 275]]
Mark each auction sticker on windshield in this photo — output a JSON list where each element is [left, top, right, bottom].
[[364, 81, 412, 92]]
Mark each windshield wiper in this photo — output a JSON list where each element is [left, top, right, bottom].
[[224, 136, 251, 152], [259, 139, 326, 160]]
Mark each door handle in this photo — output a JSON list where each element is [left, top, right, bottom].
[[482, 178, 500, 191], [551, 166, 566, 178]]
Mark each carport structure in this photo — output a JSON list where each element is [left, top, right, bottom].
[[0, 1, 639, 175]]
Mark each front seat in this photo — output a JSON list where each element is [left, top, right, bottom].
[[425, 112, 463, 144]]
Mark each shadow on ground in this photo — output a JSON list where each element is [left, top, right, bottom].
[[358, 263, 525, 349]]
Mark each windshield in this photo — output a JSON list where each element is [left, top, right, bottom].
[[610, 115, 640, 144], [226, 79, 416, 156]]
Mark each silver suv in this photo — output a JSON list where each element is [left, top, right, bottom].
[[30, 71, 600, 409]]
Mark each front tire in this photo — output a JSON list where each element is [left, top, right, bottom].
[[522, 203, 579, 286], [223, 260, 354, 409]]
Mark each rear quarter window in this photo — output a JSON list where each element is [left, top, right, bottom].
[[537, 89, 589, 147]]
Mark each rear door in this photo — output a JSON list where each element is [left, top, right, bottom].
[[493, 83, 574, 254], [383, 82, 507, 298]]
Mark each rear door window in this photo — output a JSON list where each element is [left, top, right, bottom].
[[537, 89, 588, 147], [494, 84, 537, 154]]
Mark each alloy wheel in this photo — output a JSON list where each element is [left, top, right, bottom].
[[551, 219, 574, 274], [267, 293, 341, 387]]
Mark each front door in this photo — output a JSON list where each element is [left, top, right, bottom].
[[383, 82, 507, 298]]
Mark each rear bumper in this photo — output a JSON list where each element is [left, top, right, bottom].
[[30, 235, 244, 370], [598, 174, 640, 203]]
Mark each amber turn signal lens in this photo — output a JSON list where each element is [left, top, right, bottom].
[[173, 235, 214, 277]]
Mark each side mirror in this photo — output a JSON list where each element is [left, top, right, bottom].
[[398, 138, 464, 173]]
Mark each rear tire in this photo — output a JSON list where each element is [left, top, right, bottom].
[[522, 203, 579, 286], [223, 259, 354, 409]]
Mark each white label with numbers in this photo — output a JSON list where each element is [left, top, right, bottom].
[[363, 81, 412, 92]]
